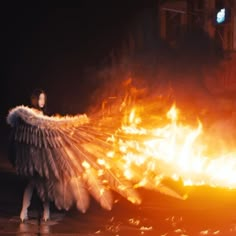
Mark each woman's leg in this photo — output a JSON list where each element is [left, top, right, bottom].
[[42, 200, 50, 221], [20, 180, 34, 222]]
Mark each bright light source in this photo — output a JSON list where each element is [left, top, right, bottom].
[[216, 8, 226, 24]]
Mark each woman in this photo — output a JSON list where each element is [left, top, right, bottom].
[[30, 89, 48, 115], [20, 89, 50, 222], [7, 88, 183, 224]]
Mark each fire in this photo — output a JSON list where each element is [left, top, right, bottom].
[[166, 103, 178, 121], [106, 104, 236, 189]]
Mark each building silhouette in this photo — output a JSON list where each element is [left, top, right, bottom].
[[158, 0, 235, 51]]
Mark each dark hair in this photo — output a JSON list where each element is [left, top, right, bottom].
[[30, 89, 47, 114]]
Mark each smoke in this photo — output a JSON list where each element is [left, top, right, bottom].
[[86, 9, 227, 124]]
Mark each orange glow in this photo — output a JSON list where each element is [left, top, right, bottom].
[[104, 104, 236, 189]]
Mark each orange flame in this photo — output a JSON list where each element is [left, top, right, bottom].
[[106, 104, 236, 189]]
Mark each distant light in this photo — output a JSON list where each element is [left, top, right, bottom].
[[216, 8, 226, 24]]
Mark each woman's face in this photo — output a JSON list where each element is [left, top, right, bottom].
[[38, 93, 46, 108]]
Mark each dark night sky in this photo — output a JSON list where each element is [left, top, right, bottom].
[[1, 3, 158, 119]]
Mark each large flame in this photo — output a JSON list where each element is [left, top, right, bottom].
[[105, 104, 236, 189]]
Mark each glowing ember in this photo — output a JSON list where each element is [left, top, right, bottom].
[[105, 104, 236, 189]]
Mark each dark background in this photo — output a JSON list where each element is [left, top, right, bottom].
[[1, 2, 158, 117], [0, 2, 224, 144]]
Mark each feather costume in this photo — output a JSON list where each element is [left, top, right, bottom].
[[7, 106, 142, 214]]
